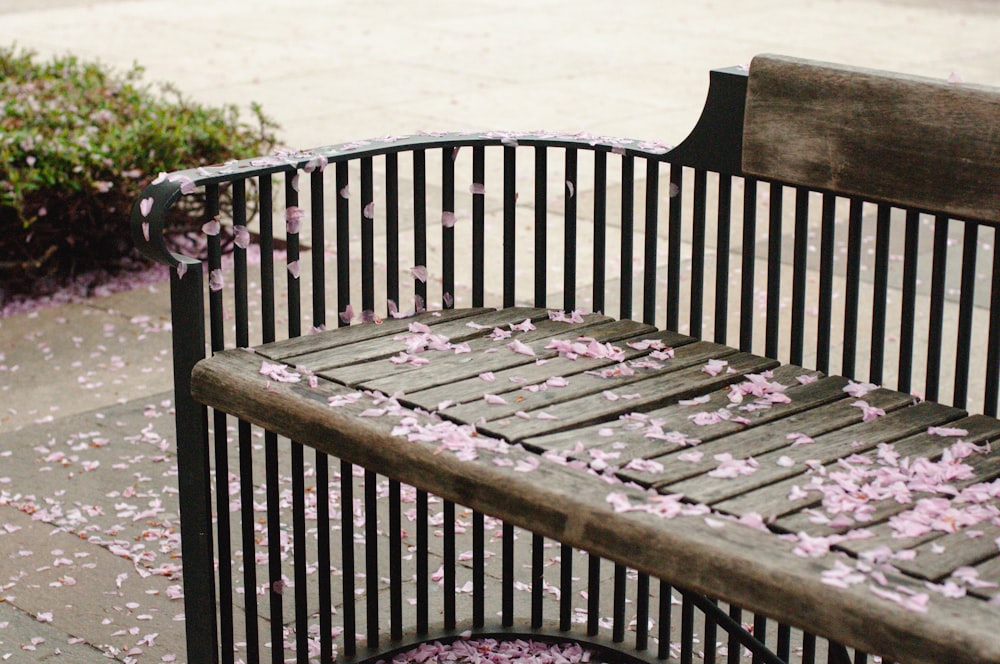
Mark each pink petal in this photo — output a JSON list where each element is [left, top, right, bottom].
[[363, 201, 375, 219], [139, 197, 153, 217], [507, 339, 536, 356], [209, 269, 224, 291], [286, 206, 305, 234], [469, 183, 485, 195], [442, 211, 457, 227], [233, 225, 250, 249], [287, 260, 300, 279], [202, 219, 221, 236], [410, 265, 428, 282]]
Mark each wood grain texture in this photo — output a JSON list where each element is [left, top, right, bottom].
[[743, 54, 1000, 224], [189, 343, 1000, 664]]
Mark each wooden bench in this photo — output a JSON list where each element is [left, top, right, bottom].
[[132, 54, 1000, 663]]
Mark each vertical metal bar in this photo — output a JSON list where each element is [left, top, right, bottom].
[[635, 572, 650, 651], [612, 563, 626, 643], [413, 151, 428, 308], [233, 180, 249, 349], [472, 146, 486, 307], [366, 470, 380, 648], [443, 148, 456, 308], [284, 176, 308, 663], [666, 163, 681, 330], [690, 169, 707, 338], [620, 156, 635, 320], [587, 555, 600, 637], [335, 162, 350, 325], [473, 510, 485, 628], [564, 148, 578, 311], [680, 594, 694, 664], [531, 533, 544, 628], [802, 632, 817, 664], [925, 215, 949, 402], [765, 182, 783, 359], [502, 522, 514, 627], [443, 499, 456, 630], [504, 146, 517, 307], [751, 614, 767, 664], [416, 489, 429, 635], [534, 147, 548, 307], [727, 606, 742, 664], [777, 622, 791, 661], [703, 601, 718, 664], [310, 167, 333, 661], [260, 176, 285, 662], [203, 185, 232, 664], [816, 194, 836, 374], [386, 153, 400, 310], [790, 187, 809, 366], [593, 150, 608, 313], [259, 177, 276, 344], [954, 221, 979, 408], [739, 178, 758, 352], [658, 581, 672, 660], [642, 158, 660, 326], [714, 175, 733, 344], [170, 255, 216, 663], [869, 204, 891, 384], [361, 157, 375, 315], [311, 169, 326, 325], [897, 210, 920, 394], [841, 198, 864, 379], [341, 461, 356, 656], [986, 228, 1000, 417], [389, 480, 403, 640], [559, 543, 572, 632]]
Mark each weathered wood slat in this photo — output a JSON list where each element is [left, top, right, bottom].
[[478, 352, 778, 443], [894, 522, 1000, 583], [404, 328, 695, 412], [687, 400, 965, 508], [324, 312, 611, 389], [288, 307, 552, 373], [190, 343, 1000, 664], [446, 338, 739, 423], [632, 387, 917, 490], [773, 414, 1000, 537], [975, 555, 1000, 591], [743, 54, 1000, 223], [256, 307, 495, 360]]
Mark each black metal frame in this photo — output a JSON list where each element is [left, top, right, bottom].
[[131, 65, 1000, 663]]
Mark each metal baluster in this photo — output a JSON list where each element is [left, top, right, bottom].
[[869, 205, 891, 383], [954, 220, 979, 408], [560, 543, 572, 632], [635, 572, 650, 651], [666, 163, 681, 330], [361, 157, 375, 315], [764, 182, 783, 360], [703, 599, 718, 664], [565, 148, 578, 311], [613, 564, 626, 643], [680, 593, 694, 664], [472, 146, 486, 307], [443, 148, 456, 308], [366, 470, 379, 647], [658, 581, 672, 660], [389, 481, 403, 640], [643, 159, 660, 326], [386, 153, 400, 310], [531, 533, 544, 628], [986, 227, 1000, 417], [790, 187, 809, 366], [341, 461, 356, 656], [739, 178, 758, 352], [726, 605, 741, 664], [925, 215, 949, 402], [502, 522, 514, 627], [416, 489, 429, 635], [587, 555, 601, 637], [444, 499, 456, 630], [897, 210, 920, 395], [776, 622, 791, 661], [473, 510, 485, 628], [841, 198, 863, 379], [335, 162, 350, 321], [714, 175, 733, 345], [504, 146, 517, 307], [593, 150, 608, 313], [620, 155, 635, 320], [751, 614, 767, 664], [413, 151, 428, 309], [690, 169, 707, 338], [816, 194, 836, 374], [534, 147, 548, 307]]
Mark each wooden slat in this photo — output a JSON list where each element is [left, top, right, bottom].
[[773, 414, 1000, 537], [256, 307, 495, 360], [686, 400, 965, 508], [895, 522, 1000, 583], [974, 555, 1000, 591], [448, 338, 738, 423], [478, 351, 778, 442], [324, 311, 611, 389], [635, 387, 917, 489], [743, 54, 1000, 223], [189, 343, 1000, 664], [405, 328, 695, 412]]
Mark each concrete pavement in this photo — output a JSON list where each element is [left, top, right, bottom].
[[2, 0, 1000, 660]]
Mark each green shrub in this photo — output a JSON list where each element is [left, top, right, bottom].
[[0, 45, 278, 298]]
